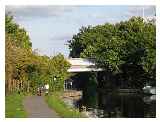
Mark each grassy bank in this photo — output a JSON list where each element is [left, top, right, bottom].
[[5, 93, 27, 118], [45, 92, 85, 118]]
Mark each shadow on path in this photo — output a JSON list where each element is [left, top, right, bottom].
[[23, 96, 59, 118]]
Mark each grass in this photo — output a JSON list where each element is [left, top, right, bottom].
[[45, 92, 86, 118], [5, 93, 27, 118]]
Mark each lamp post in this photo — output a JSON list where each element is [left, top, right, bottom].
[[53, 77, 56, 91]]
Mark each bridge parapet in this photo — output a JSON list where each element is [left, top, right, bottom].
[[67, 58, 103, 72]]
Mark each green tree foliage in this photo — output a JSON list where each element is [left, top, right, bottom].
[[5, 15, 32, 49], [5, 15, 71, 94], [68, 17, 156, 88], [48, 54, 71, 91]]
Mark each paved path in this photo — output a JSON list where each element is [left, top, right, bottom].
[[23, 96, 59, 118]]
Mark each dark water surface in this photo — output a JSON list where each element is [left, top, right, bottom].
[[75, 91, 156, 118]]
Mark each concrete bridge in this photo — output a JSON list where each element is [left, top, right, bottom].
[[65, 58, 104, 91], [67, 58, 103, 72]]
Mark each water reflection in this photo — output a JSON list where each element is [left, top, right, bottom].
[[76, 92, 156, 118]]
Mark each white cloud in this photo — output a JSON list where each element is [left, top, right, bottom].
[[5, 5, 78, 20]]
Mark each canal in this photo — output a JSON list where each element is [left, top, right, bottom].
[[68, 91, 156, 118], [64, 72, 156, 118], [80, 91, 156, 117]]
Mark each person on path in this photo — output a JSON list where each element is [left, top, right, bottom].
[[44, 84, 49, 95]]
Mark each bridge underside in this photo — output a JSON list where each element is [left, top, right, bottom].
[[64, 71, 106, 92]]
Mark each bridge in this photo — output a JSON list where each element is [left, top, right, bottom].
[[65, 58, 103, 93], [65, 58, 104, 92], [67, 58, 103, 72]]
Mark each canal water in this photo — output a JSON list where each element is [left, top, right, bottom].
[[72, 91, 156, 118], [64, 72, 156, 118]]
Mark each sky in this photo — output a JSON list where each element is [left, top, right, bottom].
[[5, 6, 155, 57]]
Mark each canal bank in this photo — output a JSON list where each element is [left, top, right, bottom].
[[45, 92, 87, 118]]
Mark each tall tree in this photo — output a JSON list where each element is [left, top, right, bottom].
[[68, 17, 156, 88], [5, 15, 71, 94]]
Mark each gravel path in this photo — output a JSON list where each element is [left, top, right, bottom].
[[23, 96, 59, 118]]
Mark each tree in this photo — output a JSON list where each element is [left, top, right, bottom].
[[5, 15, 32, 49], [5, 15, 71, 94], [68, 17, 156, 88], [48, 53, 71, 91]]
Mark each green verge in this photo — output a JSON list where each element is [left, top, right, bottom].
[[5, 93, 27, 118], [45, 92, 86, 118]]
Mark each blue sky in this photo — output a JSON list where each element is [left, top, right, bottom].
[[6, 6, 155, 57]]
